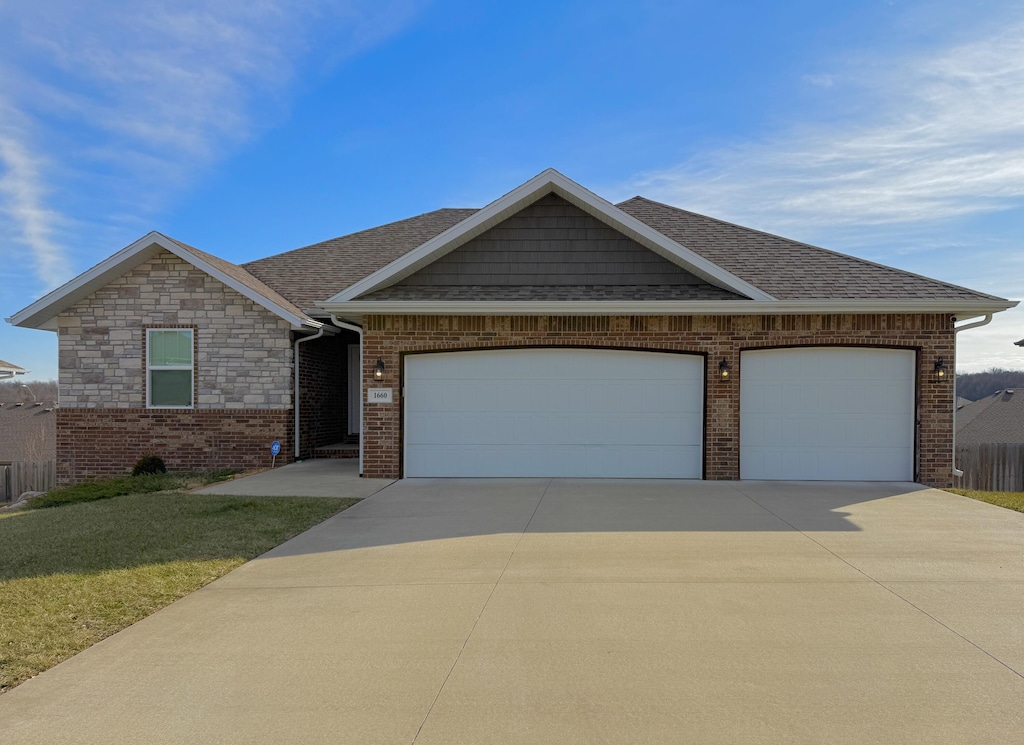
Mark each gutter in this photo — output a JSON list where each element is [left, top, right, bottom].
[[951, 313, 994, 478], [331, 315, 365, 476]]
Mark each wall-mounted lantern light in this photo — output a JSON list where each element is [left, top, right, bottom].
[[719, 358, 731, 380], [373, 357, 386, 381], [933, 357, 946, 382]]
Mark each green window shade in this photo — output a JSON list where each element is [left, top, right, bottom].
[[150, 370, 193, 407], [149, 330, 193, 366]]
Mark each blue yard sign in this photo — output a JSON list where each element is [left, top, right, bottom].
[[270, 440, 281, 467]]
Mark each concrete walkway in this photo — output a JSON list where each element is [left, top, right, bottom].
[[194, 458, 395, 498], [2, 480, 1023, 743]]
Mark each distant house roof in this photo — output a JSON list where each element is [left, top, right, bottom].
[[0, 360, 27, 380], [0, 400, 56, 462], [956, 389, 1024, 446], [956, 397, 973, 410], [1016, 338, 1024, 347]]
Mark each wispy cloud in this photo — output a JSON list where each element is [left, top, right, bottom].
[[0, 101, 65, 287], [0, 0, 422, 289], [627, 22, 1024, 234]]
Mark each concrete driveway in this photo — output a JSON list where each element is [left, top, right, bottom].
[[2, 479, 1023, 744]]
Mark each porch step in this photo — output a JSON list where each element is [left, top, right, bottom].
[[314, 442, 359, 459]]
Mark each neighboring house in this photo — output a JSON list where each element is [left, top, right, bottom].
[[0, 399, 57, 500], [0, 401, 57, 462], [957, 397, 974, 410], [956, 390, 1024, 447], [5, 170, 1018, 487], [0, 360, 28, 380], [955, 388, 1024, 491]]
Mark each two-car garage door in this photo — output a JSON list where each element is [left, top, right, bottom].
[[404, 348, 704, 478]]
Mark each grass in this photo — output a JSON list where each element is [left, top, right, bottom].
[[948, 489, 1024, 514], [24, 469, 237, 510], [0, 492, 357, 693]]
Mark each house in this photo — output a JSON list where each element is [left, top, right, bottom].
[[0, 399, 57, 501], [0, 360, 28, 380], [6, 170, 1017, 487], [956, 389, 1024, 447], [0, 400, 56, 462]]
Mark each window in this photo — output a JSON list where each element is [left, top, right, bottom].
[[147, 329, 193, 408]]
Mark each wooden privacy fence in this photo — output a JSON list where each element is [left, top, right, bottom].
[[955, 444, 1024, 492], [0, 461, 56, 502]]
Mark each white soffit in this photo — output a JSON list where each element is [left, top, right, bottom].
[[328, 168, 776, 303], [6, 232, 319, 331]]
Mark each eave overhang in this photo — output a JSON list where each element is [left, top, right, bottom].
[[327, 169, 776, 304], [319, 298, 1018, 324], [6, 232, 322, 332]]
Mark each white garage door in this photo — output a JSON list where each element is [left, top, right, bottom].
[[741, 348, 915, 481], [404, 348, 704, 478]]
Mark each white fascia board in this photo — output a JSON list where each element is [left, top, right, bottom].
[[320, 298, 1018, 317], [328, 168, 775, 303], [7, 232, 318, 331]]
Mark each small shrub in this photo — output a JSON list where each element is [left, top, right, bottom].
[[132, 455, 167, 476]]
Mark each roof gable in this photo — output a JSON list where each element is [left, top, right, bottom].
[[362, 193, 745, 302], [327, 169, 774, 304], [7, 232, 320, 331]]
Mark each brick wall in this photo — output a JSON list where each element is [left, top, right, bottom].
[[297, 331, 357, 458], [57, 409, 292, 483], [362, 313, 956, 487]]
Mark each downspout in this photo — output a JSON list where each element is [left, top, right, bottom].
[[331, 315, 364, 476], [951, 313, 993, 478], [293, 326, 326, 460]]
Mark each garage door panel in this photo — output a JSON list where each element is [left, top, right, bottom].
[[405, 349, 704, 478], [741, 348, 914, 481]]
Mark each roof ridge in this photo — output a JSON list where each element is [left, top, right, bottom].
[[618, 196, 1006, 303]]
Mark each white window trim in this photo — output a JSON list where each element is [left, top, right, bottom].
[[146, 328, 195, 409]]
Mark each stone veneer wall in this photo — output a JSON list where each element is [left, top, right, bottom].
[[56, 251, 296, 482], [361, 313, 956, 487]]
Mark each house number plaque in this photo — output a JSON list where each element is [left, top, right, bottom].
[[367, 388, 393, 404]]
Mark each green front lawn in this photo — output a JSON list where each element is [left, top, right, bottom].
[[0, 493, 356, 693], [948, 489, 1024, 514]]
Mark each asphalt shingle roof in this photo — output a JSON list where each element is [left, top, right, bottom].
[[359, 284, 744, 301], [615, 197, 1003, 302], [956, 390, 1024, 445], [167, 238, 312, 323], [0, 401, 56, 462], [237, 196, 1005, 310], [243, 209, 477, 312]]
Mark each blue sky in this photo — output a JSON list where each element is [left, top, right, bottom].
[[2, 0, 1022, 381]]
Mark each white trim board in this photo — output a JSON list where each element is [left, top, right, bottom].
[[327, 169, 776, 304]]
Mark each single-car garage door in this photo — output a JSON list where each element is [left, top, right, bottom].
[[404, 348, 704, 478], [741, 347, 915, 481]]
